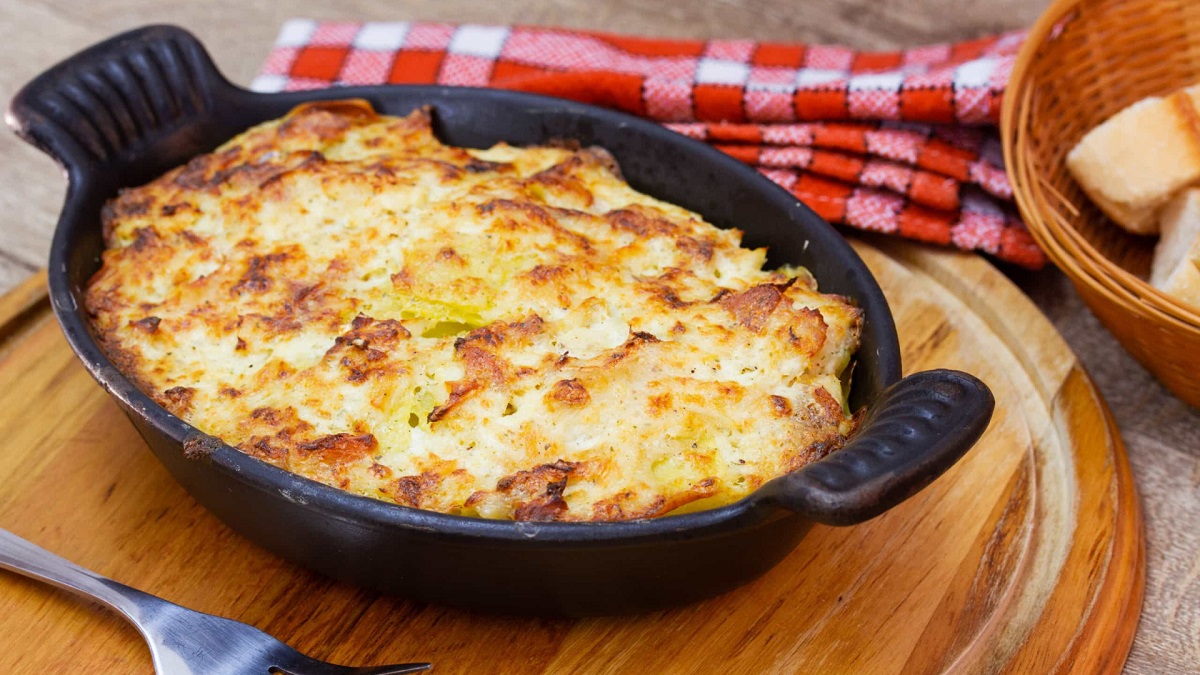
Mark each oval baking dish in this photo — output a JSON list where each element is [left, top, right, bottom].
[[8, 25, 994, 615]]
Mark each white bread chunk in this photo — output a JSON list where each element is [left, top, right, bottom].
[[1067, 85, 1200, 235], [1151, 188, 1200, 309]]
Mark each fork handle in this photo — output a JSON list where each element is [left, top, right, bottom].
[[0, 528, 158, 626]]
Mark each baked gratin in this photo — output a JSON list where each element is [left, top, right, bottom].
[[86, 100, 862, 522]]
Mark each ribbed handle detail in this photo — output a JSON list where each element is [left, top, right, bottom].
[[7, 25, 232, 173], [764, 369, 994, 526]]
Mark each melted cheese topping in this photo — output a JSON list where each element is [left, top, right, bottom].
[[86, 101, 862, 521]]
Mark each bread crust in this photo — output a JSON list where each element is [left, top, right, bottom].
[[1152, 189, 1200, 309], [1067, 86, 1200, 235]]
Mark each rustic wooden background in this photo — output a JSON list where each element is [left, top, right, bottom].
[[0, 1, 1196, 673]]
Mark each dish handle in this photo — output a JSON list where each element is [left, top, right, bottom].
[[6, 24, 242, 181], [762, 369, 994, 526]]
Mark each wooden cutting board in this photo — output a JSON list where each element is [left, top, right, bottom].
[[0, 237, 1143, 674]]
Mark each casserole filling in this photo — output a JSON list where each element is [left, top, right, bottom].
[[86, 101, 862, 521]]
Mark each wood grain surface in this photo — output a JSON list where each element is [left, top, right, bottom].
[[0, 238, 1143, 674], [0, 2, 1196, 673]]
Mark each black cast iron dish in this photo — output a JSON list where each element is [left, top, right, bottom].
[[9, 26, 995, 616]]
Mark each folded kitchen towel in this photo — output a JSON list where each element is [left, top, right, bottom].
[[254, 20, 1043, 268]]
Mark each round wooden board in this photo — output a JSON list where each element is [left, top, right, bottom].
[[0, 238, 1143, 674]]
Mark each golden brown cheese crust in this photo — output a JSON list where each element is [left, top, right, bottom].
[[86, 100, 863, 521]]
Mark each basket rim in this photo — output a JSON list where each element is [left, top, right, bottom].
[[1053, 206, 1200, 324], [1060, 238, 1200, 335], [1008, 119, 1200, 334], [1001, 0, 1200, 330]]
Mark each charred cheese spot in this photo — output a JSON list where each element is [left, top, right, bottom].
[[547, 379, 590, 407], [387, 470, 443, 507], [495, 459, 577, 521], [131, 316, 161, 333], [295, 432, 378, 465], [86, 101, 863, 522], [720, 283, 787, 332], [160, 386, 195, 416]]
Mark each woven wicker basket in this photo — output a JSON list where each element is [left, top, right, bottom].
[[1003, 0, 1200, 407]]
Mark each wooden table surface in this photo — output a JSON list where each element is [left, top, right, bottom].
[[0, 1, 1195, 673]]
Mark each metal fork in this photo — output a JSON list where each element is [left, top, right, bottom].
[[0, 528, 431, 674]]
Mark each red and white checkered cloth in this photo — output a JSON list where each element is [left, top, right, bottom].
[[254, 20, 1044, 268]]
